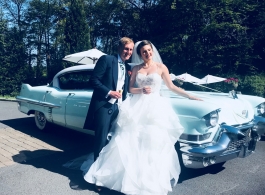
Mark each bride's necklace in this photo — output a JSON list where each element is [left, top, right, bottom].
[[142, 62, 154, 69]]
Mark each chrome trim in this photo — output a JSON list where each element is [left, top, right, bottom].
[[257, 103, 265, 115], [180, 122, 257, 168], [253, 115, 265, 124], [48, 107, 53, 121], [182, 133, 230, 157], [179, 132, 211, 142], [253, 116, 265, 136], [16, 96, 61, 108], [182, 152, 239, 169], [221, 123, 247, 138]]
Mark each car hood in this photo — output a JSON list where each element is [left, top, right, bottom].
[[161, 89, 254, 126]]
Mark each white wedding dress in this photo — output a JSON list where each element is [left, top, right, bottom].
[[83, 71, 184, 195]]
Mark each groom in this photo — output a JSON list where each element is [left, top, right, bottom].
[[84, 37, 134, 161]]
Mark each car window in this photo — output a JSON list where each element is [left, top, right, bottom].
[[58, 70, 93, 90]]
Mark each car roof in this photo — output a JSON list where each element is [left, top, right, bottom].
[[52, 64, 95, 88], [55, 64, 95, 76]]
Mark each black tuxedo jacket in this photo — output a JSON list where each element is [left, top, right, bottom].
[[83, 55, 129, 130]]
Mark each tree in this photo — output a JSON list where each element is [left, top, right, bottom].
[[246, 0, 265, 73], [0, 0, 265, 96], [0, 9, 9, 95], [144, 0, 257, 78], [0, 0, 28, 31], [64, 0, 91, 55], [25, 0, 61, 82], [0, 26, 31, 95], [83, 0, 126, 54]]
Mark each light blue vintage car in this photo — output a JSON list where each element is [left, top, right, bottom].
[[16, 64, 265, 169]]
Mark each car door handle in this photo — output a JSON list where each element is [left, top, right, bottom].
[[69, 93, 75, 96]]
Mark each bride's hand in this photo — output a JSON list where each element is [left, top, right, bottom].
[[143, 86, 151, 94], [189, 95, 203, 101]]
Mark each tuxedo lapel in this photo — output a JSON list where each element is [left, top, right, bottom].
[[112, 57, 118, 89]]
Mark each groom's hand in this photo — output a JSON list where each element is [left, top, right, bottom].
[[109, 91, 122, 99]]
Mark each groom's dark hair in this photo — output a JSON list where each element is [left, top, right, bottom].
[[136, 40, 153, 56]]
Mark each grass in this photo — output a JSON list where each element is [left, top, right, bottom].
[[0, 95, 16, 100]]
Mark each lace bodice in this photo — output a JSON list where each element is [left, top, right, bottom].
[[136, 73, 163, 94]]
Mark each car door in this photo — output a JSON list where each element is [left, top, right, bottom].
[[65, 90, 93, 129], [43, 88, 69, 127], [62, 70, 94, 129]]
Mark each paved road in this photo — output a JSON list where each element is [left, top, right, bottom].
[[0, 101, 265, 195]]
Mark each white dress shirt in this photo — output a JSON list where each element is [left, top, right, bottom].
[[108, 55, 125, 104]]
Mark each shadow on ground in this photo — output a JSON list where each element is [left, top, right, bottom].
[[3, 117, 225, 194], [178, 163, 225, 184], [13, 149, 124, 195], [1, 117, 93, 152], [2, 117, 123, 194]]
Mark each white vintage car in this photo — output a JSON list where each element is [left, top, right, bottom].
[[16, 64, 265, 169]]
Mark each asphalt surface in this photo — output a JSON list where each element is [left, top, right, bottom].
[[0, 101, 265, 195]]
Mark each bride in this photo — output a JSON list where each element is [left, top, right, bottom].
[[83, 40, 201, 195]]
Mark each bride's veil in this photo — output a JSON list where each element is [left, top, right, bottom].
[[130, 41, 163, 68]]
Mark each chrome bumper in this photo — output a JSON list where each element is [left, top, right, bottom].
[[179, 123, 258, 169], [254, 115, 265, 136]]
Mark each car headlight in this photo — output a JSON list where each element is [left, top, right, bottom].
[[257, 103, 265, 116], [204, 110, 219, 127]]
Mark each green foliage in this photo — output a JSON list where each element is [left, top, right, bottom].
[[0, 26, 31, 96], [64, 0, 91, 54], [84, 0, 131, 54], [240, 74, 265, 97], [156, 0, 257, 78], [0, 0, 264, 98]]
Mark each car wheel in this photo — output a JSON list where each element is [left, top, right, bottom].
[[34, 111, 48, 130]]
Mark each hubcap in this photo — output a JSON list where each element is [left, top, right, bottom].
[[37, 112, 46, 127]]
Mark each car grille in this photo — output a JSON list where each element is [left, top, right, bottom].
[[223, 128, 251, 154]]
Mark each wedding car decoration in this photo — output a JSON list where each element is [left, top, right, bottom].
[[16, 65, 265, 169], [224, 77, 239, 90]]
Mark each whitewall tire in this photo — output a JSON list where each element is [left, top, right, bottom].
[[34, 111, 48, 130]]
